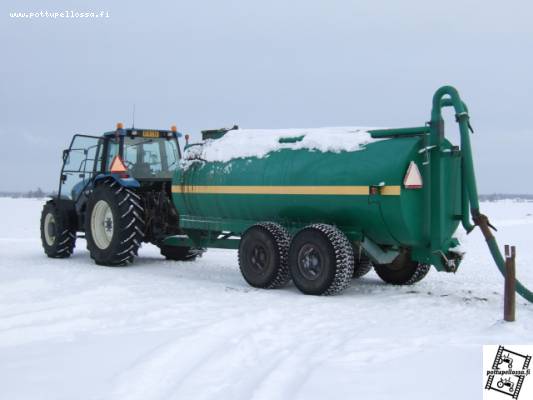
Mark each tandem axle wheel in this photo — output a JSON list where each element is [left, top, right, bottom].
[[238, 223, 430, 295], [238, 222, 355, 296], [374, 250, 430, 285]]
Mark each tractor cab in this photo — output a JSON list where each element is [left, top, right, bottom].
[[59, 124, 182, 202], [41, 123, 200, 266], [103, 125, 182, 180]]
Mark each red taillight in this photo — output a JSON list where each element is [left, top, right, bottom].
[[110, 155, 128, 174], [404, 161, 423, 189]]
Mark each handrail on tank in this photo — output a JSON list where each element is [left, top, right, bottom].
[[369, 126, 430, 138], [431, 86, 533, 303]]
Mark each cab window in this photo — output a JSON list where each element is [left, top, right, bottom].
[[60, 135, 100, 200], [122, 137, 180, 179]]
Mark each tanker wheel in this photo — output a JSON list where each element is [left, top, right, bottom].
[[238, 222, 291, 289], [159, 244, 205, 261], [374, 251, 430, 285], [85, 180, 144, 266], [289, 224, 354, 295], [353, 245, 373, 279], [40, 201, 76, 258]]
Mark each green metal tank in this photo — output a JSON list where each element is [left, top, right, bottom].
[[171, 124, 462, 272], [163, 86, 533, 301]]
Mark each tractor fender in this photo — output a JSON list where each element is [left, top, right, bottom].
[[93, 173, 140, 189]]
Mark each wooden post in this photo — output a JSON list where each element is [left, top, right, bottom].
[[504, 245, 516, 322]]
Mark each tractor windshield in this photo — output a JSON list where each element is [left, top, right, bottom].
[[122, 136, 180, 179]]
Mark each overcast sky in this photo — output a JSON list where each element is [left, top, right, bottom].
[[2, 0, 532, 193]]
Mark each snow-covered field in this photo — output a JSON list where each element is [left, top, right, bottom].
[[0, 198, 532, 400]]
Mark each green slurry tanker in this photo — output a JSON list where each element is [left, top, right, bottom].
[[42, 86, 533, 299]]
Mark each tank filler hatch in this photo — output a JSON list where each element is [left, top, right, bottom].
[[201, 124, 239, 140]]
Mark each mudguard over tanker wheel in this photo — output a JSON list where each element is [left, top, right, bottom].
[[40, 201, 76, 258], [85, 180, 144, 266], [289, 224, 354, 295], [374, 251, 430, 285], [238, 222, 291, 289], [159, 245, 205, 261]]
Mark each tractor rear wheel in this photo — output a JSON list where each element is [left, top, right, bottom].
[[352, 245, 373, 279], [85, 180, 144, 266], [40, 201, 76, 258], [159, 245, 205, 261], [289, 224, 354, 295], [238, 222, 291, 289], [374, 251, 430, 285]]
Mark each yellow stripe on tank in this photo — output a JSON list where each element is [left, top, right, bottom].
[[379, 186, 402, 196], [171, 185, 401, 196]]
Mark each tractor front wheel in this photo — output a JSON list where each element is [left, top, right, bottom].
[[374, 251, 430, 285], [40, 201, 76, 258], [85, 180, 144, 266]]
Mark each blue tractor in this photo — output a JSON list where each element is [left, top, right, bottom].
[[40, 123, 203, 265]]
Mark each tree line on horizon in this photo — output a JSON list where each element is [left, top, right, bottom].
[[0, 188, 57, 198]]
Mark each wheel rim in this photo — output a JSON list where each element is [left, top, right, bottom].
[[44, 212, 56, 246], [91, 200, 114, 249], [297, 243, 322, 280], [249, 244, 269, 274]]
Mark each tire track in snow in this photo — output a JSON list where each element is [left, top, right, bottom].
[[161, 328, 291, 400], [106, 309, 288, 400], [247, 342, 320, 400]]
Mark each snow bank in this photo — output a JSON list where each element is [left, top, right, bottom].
[[186, 127, 381, 164]]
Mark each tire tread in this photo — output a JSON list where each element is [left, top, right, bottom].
[[86, 179, 144, 265], [353, 246, 373, 279], [40, 201, 76, 258], [238, 222, 291, 289], [296, 224, 354, 295]]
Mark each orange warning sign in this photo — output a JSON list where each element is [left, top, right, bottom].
[[403, 161, 423, 189], [110, 155, 128, 173]]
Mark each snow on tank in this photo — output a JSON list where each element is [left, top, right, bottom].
[[183, 126, 383, 165]]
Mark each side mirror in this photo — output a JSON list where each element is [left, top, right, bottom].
[[61, 174, 67, 183], [62, 149, 69, 162]]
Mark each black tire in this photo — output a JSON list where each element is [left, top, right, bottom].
[[353, 245, 373, 279], [289, 224, 354, 295], [85, 179, 144, 266], [374, 251, 430, 285], [159, 245, 205, 261], [40, 201, 76, 258], [238, 222, 291, 289]]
